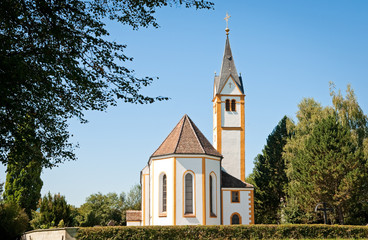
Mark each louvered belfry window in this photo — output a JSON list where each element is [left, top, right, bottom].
[[225, 99, 230, 111], [231, 99, 236, 111], [185, 173, 193, 214], [162, 174, 167, 212]]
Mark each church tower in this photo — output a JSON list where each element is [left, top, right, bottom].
[[213, 23, 245, 181]]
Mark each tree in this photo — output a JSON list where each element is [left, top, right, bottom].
[[78, 192, 124, 227], [0, 202, 29, 239], [30, 193, 73, 229], [77, 184, 141, 226], [289, 115, 363, 224], [284, 84, 368, 225], [3, 115, 43, 218], [0, 0, 213, 168], [251, 116, 292, 224]]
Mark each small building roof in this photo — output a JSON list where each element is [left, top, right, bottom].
[[221, 170, 253, 188], [151, 115, 222, 158], [126, 210, 142, 221]]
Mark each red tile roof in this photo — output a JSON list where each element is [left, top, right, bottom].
[[151, 115, 222, 158], [126, 210, 142, 221]]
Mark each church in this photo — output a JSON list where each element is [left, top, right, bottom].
[[126, 24, 254, 226]]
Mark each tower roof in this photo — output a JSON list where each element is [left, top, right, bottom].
[[214, 35, 244, 95], [151, 115, 222, 158]]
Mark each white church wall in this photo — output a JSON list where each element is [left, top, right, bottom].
[[220, 77, 242, 95], [205, 158, 221, 225], [222, 189, 252, 225], [176, 157, 203, 225], [221, 130, 241, 179], [221, 96, 240, 127], [150, 157, 174, 225], [127, 221, 141, 226]]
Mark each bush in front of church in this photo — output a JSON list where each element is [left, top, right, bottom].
[[76, 224, 368, 240]]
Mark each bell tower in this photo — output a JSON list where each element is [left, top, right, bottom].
[[213, 16, 246, 181]]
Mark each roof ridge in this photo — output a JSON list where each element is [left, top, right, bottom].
[[186, 116, 206, 154], [173, 115, 186, 153]]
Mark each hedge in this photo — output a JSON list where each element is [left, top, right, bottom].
[[76, 224, 368, 240]]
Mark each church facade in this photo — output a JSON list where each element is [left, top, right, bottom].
[[127, 29, 254, 226]]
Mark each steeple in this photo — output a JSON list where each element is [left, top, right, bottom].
[[212, 16, 246, 182], [214, 35, 244, 96]]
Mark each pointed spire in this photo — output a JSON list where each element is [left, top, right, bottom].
[[214, 34, 244, 96]]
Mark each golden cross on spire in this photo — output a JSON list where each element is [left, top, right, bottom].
[[224, 12, 231, 35], [224, 12, 231, 28]]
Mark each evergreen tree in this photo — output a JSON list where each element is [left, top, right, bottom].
[[284, 84, 368, 225], [288, 115, 363, 224], [30, 193, 73, 229], [252, 116, 292, 223], [3, 115, 43, 218]]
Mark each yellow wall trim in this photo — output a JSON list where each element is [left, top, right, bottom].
[[222, 189, 253, 191], [216, 96, 222, 154], [220, 189, 223, 224], [202, 158, 206, 225], [240, 97, 245, 181], [173, 158, 176, 225], [152, 162, 154, 225], [142, 174, 149, 226], [222, 127, 243, 131], [250, 189, 255, 224]]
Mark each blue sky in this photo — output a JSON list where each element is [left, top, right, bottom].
[[1, 0, 368, 207]]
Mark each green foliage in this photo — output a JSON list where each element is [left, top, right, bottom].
[[283, 84, 368, 225], [30, 192, 74, 229], [0, 0, 213, 168], [77, 184, 141, 227], [3, 115, 43, 218], [0, 201, 29, 239], [78, 192, 124, 227], [76, 224, 368, 240], [251, 116, 293, 224]]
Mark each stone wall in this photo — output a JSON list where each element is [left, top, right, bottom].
[[22, 227, 78, 240]]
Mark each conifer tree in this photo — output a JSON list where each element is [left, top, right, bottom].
[[3, 115, 43, 218], [284, 84, 368, 224], [288, 115, 363, 224], [252, 116, 292, 223], [30, 193, 73, 229]]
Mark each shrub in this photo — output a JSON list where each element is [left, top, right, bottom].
[[0, 202, 29, 239], [76, 224, 368, 240]]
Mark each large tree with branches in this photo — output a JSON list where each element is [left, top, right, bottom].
[[0, 0, 213, 168]]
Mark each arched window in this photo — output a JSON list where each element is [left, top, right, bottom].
[[231, 99, 236, 111], [209, 172, 217, 217], [184, 172, 194, 215], [231, 212, 241, 225], [159, 173, 167, 215], [225, 99, 230, 111], [162, 174, 167, 212]]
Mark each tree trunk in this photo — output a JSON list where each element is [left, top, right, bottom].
[[337, 205, 344, 225]]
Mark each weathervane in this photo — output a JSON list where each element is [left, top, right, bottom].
[[224, 12, 231, 35]]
